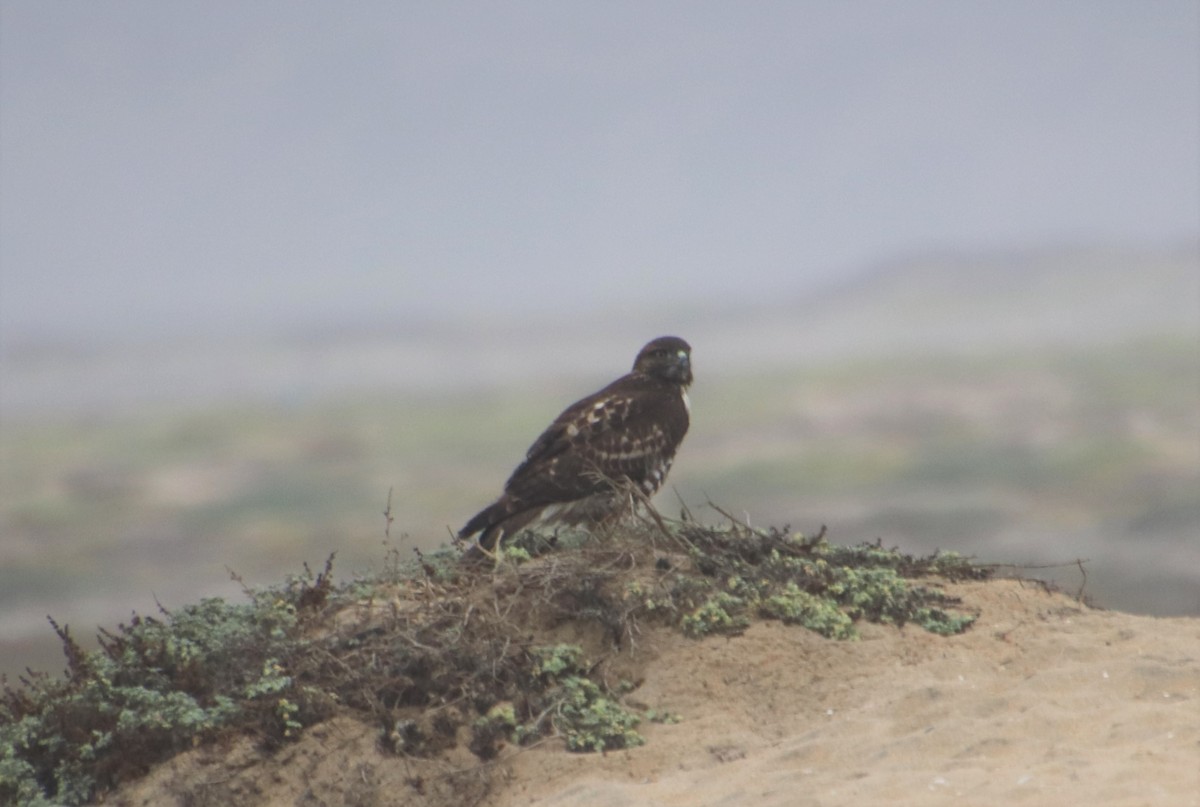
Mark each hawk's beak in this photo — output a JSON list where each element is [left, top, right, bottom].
[[675, 352, 692, 383]]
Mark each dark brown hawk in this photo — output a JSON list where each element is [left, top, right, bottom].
[[459, 336, 693, 552]]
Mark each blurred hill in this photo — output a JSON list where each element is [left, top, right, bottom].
[[3, 243, 1195, 415], [1, 242, 1197, 679]]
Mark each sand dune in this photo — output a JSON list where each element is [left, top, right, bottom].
[[114, 579, 1199, 807], [500, 580, 1199, 806]]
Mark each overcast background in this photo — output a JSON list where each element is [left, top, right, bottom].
[[2, 1, 1198, 346], [1, 4, 1198, 679]]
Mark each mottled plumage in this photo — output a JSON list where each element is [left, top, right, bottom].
[[459, 336, 693, 552]]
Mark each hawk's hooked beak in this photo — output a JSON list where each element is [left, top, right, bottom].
[[673, 351, 692, 384]]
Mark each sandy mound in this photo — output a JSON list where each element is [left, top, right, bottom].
[[111, 578, 1199, 807]]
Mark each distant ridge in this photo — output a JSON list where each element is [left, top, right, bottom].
[[2, 243, 1196, 416], [689, 241, 1199, 370]]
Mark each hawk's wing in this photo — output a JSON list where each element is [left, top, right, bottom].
[[503, 376, 683, 505]]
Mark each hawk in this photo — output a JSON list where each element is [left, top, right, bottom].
[[459, 336, 693, 553]]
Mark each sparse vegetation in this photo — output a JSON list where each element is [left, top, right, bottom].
[[0, 559, 340, 806], [664, 523, 984, 640], [1, 515, 989, 806]]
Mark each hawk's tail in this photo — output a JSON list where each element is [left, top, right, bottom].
[[459, 496, 549, 554], [458, 498, 520, 551], [458, 502, 500, 545]]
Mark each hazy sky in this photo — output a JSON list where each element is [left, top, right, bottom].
[[1, 1, 1197, 343]]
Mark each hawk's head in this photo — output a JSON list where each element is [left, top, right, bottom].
[[633, 336, 693, 386]]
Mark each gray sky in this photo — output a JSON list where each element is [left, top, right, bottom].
[[2, 1, 1197, 343]]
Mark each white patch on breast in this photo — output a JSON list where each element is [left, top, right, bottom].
[[681, 390, 691, 414], [531, 503, 566, 527]]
